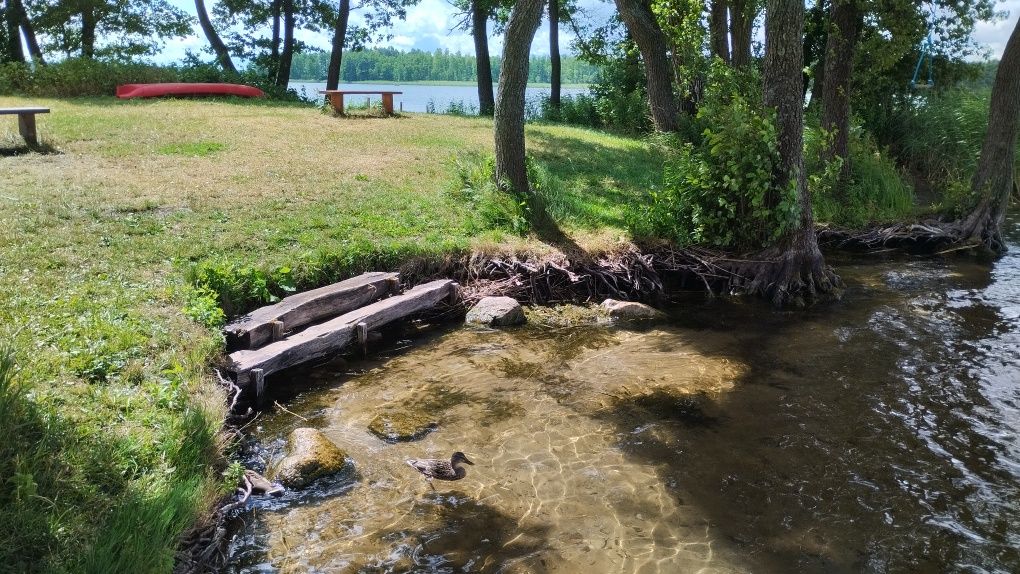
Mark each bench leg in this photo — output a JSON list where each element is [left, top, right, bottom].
[[18, 113, 37, 146], [327, 93, 345, 115], [382, 93, 394, 115]]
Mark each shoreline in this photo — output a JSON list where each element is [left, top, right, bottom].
[[289, 79, 591, 89]]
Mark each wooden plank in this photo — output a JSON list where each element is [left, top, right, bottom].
[[224, 272, 399, 351], [229, 279, 454, 386], [0, 107, 50, 115]]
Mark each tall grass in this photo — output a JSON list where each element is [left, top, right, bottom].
[[882, 88, 1019, 216]]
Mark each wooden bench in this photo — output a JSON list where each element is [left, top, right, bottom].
[[1, 107, 50, 146], [319, 90, 403, 116]]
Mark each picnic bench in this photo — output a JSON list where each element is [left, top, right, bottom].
[[1, 107, 49, 146], [319, 90, 403, 116]]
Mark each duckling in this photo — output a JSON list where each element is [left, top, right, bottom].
[[406, 451, 474, 488]]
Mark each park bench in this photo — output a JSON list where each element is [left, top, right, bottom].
[[1, 107, 49, 146], [320, 90, 402, 116]]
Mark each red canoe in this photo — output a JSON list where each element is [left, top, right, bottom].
[[116, 83, 265, 99]]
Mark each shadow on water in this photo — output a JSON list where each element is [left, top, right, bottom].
[[589, 231, 1020, 572], [363, 492, 556, 573]]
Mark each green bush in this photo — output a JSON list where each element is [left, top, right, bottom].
[[451, 154, 530, 235], [649, 94, 799, 249], [0, 58, 303, 100]]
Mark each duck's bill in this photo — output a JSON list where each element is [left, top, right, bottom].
[[464, 457, 475, 465]]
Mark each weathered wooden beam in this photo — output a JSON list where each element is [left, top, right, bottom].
[[224, 271, 399, 351], [229, 279, 455, 386]]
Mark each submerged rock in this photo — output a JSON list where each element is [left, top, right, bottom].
[[600, 299, 665, 321], [465, 296, 526, 327], [273, 427, 349, 489], [368, 411, 438, 443]]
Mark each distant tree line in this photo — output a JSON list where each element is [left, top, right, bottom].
[[289, 47, 598, 84]]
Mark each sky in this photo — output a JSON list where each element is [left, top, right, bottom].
[[161, 0, 1020, 63]]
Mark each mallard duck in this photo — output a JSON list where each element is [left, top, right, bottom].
[[406, 451, 474, 488]]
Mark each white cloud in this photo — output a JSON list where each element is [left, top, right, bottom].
[[133, 0, 1020, 63], [973, 1, 1019, 58]]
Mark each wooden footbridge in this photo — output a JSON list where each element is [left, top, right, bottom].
[[224, 272, 458, 400]]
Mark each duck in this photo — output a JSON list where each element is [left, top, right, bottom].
[[406, 451, 474, 488]]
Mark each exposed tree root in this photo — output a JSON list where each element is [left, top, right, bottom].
[[717, 242, 843, 307], [817, 213, 1008, 256]]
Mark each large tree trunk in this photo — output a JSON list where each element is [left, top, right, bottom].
[[549, 0, 561, 108], [614, 0, 679, 132], [957, 17, 1020, 253], [196, 0, 236, 73], [709, 0, 730, 63], [819, 0, 859, 192], [81, 7, 96, 59], [275, 0, 295, 88], [3, 1, 25, 63], [734, 0, 838, 306], [728, 0, 752, 67], [494, 0, 544, 194], [472, 0, 494, 116], [325, 0, 350, 91], [12, 0, 42, 63]]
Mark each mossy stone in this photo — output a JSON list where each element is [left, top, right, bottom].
[[368, 411, 438, 443], [273, 427, 349, 489]]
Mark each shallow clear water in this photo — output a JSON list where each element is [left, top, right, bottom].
[[227, 216, 1020, 573]]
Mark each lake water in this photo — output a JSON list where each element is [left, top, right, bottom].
[[289, 82, 588, 113], [226, 216, 1020, 573]]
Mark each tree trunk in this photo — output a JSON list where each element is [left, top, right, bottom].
[[820, 0, 860, 192], [81, 7, 96, 59], [736, 0, 838, 306], [710, 0, 730, 63], [326, 0, 350, 91], [472, 0, 494, 116], [614, 0, 679, 132], [270, 0, 281, 78], [728, 0, 752, 67], [275, 0, 295, 88], [3, 1, 25, 63], [12, 0, 42, 64], [196, 0, 236, 73], [958, 17, 1020, 253], [494, 0, 544, 194], [803, 0, 827, 102], [549, 0, 561, 108]]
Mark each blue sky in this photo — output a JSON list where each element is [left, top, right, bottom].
[[162, 0, 1019, 63]]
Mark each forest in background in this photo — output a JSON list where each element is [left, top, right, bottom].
[[288, 48, 598, 84]]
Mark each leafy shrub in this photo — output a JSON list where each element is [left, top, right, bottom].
[[0, 58, 303, 100], [185, 260, 296, 317], [649, 94, 799, 249]]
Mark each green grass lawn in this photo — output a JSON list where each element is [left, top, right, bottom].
[[0, 96, 663, 572]]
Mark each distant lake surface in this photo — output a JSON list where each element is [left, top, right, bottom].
[[289, 81, 587, 113]]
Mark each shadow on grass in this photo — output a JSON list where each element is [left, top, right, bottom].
[[0, 347, 216, 573], [0, 140, 59, 156], [526, 129, 664, 233]]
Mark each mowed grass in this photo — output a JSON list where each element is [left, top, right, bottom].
[[0, 96, 662, 572]]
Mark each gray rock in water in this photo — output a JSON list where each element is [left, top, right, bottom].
[[601, 299, 665, 321], [465, 296, 526, 327], [273, 427, 349, 489], [368, 411, 438, 443]]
